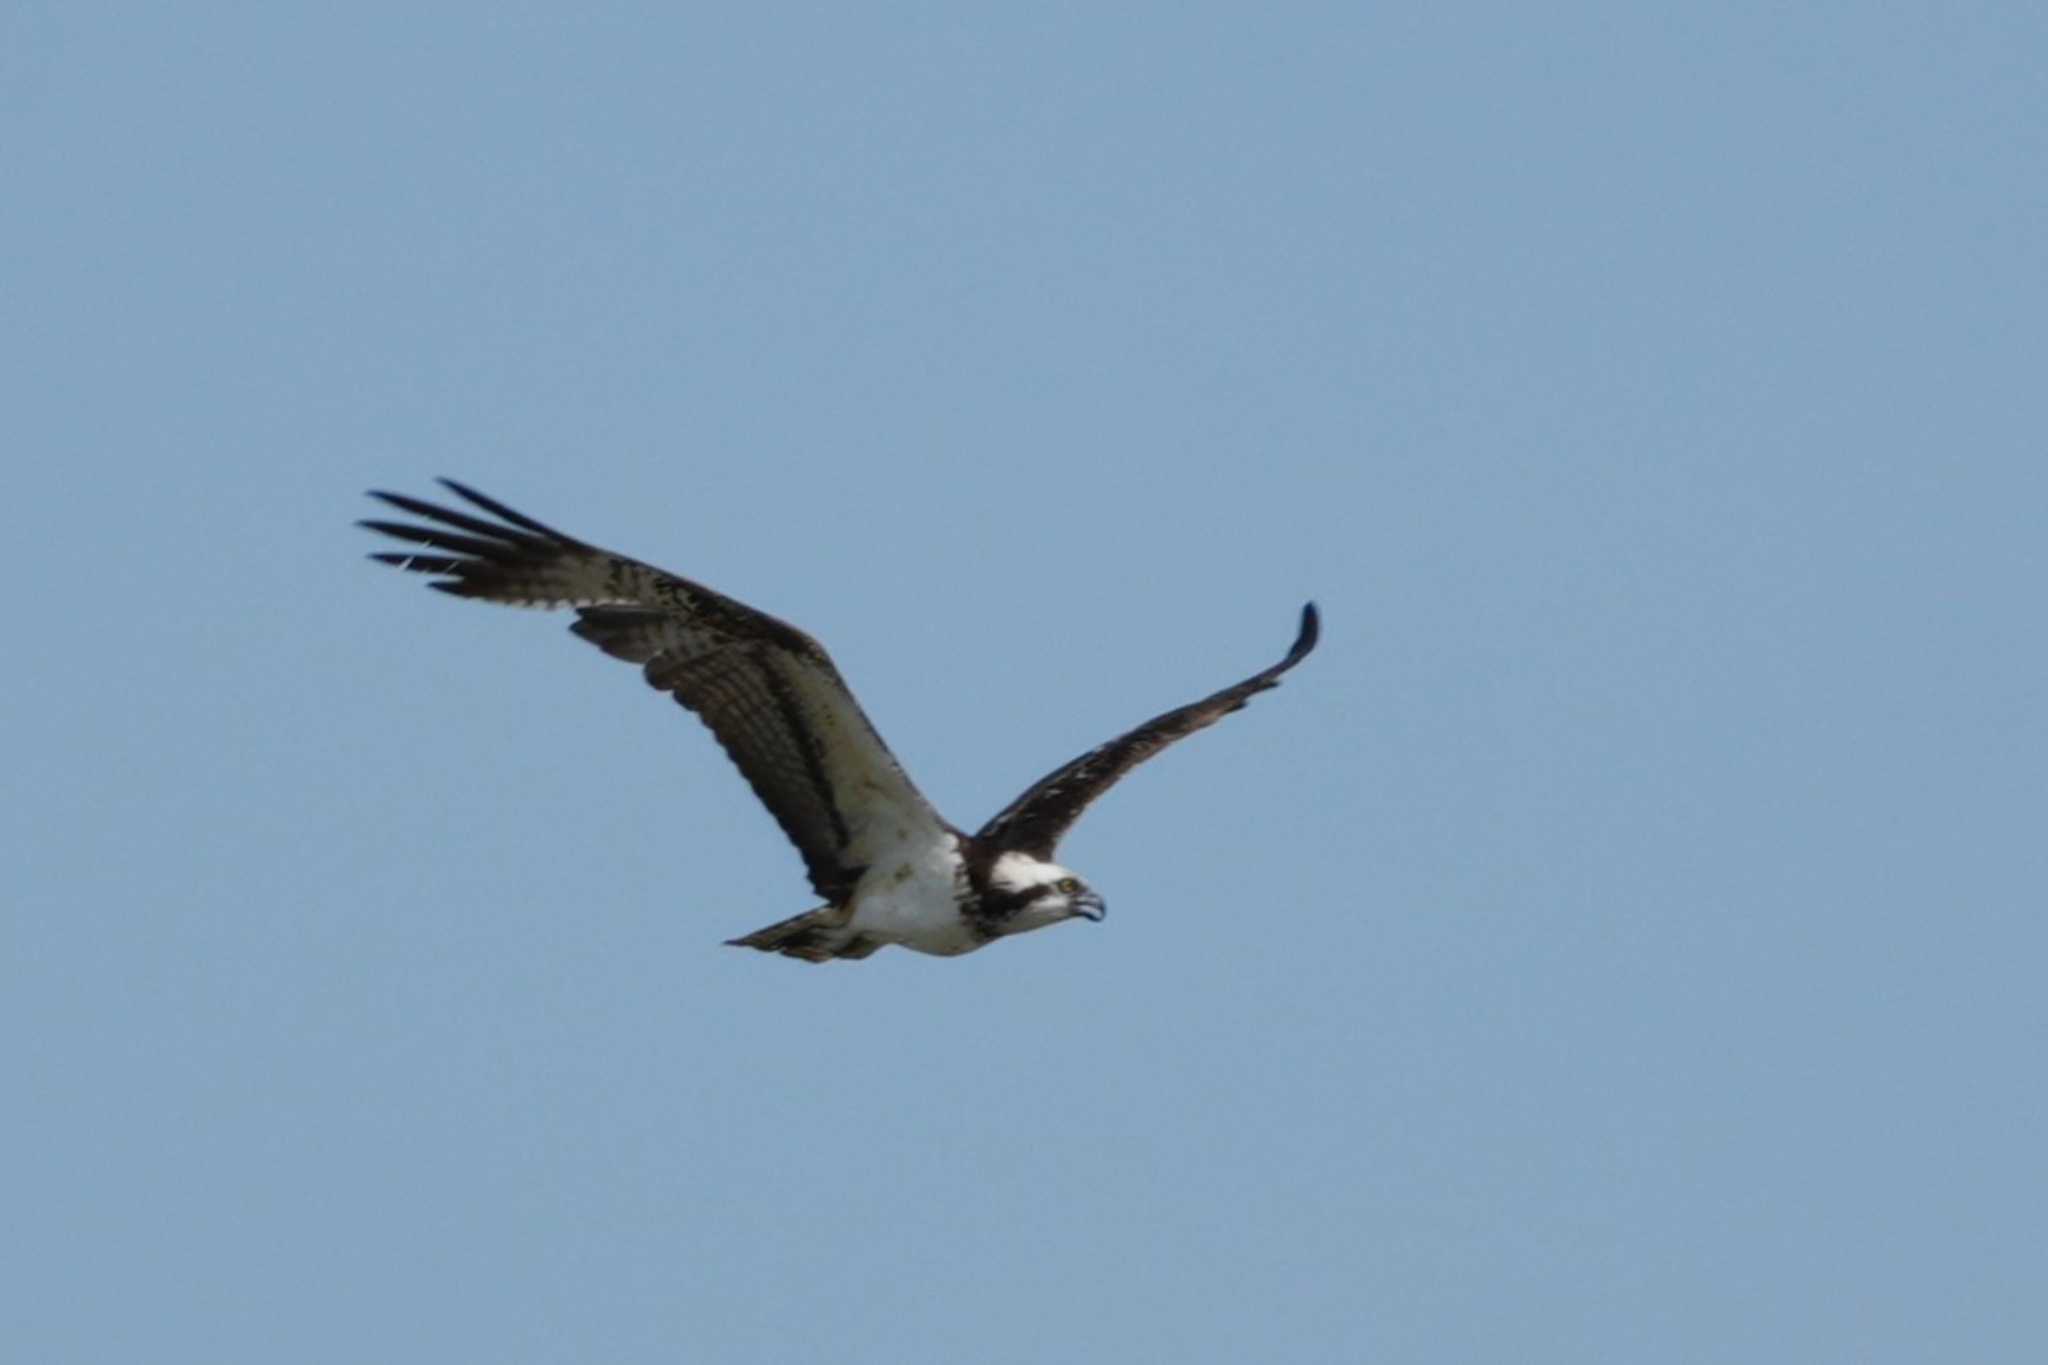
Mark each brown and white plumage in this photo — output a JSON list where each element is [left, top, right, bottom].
[[363, 480, 1318, 963]]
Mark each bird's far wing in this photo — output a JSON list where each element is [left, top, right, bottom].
[[974, 604, 1319, 858], [363, 480, 947, 903]]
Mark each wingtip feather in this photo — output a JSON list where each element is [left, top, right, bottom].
[[434, 478, 577, 542], [1283, 601, 1320, 669]]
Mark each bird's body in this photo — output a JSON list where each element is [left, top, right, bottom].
[[843, 835, 982, 956], [745, 828, 984, 962], [363, 481, 1316, 963]]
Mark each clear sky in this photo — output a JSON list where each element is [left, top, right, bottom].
[[5, 4, 2042, 1361]]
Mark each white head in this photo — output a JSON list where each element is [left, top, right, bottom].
[[982, 850, 1107, 935]]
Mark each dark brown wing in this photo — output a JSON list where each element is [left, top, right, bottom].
[[975, 603, 1319, 857], [362, 480, 948, 903]]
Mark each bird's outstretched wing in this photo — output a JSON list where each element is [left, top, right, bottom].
[[974, 604, 1319, 858], [362, 479, 946, 903]]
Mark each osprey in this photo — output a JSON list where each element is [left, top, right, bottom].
[[362, 481, 1318, 963]]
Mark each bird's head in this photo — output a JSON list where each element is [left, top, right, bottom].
[[983, 850, 1107, 935]]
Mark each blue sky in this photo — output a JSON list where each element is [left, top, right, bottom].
[[5, 4, 2042, 1361]]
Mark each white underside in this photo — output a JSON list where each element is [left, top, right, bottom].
[[843, 831, 983, 956]]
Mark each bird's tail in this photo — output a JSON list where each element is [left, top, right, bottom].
[[726, 906, 881, 963]]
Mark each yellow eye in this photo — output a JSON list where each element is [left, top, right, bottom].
[[1056, 878, 1080, 894]]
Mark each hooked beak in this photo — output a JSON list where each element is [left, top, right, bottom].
[[1071, 891, 1107, 923]]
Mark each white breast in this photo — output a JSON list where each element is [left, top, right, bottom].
[[845, 831, 983, 956]]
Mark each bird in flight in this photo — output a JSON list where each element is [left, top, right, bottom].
[[362, 481, 1318, 963]]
